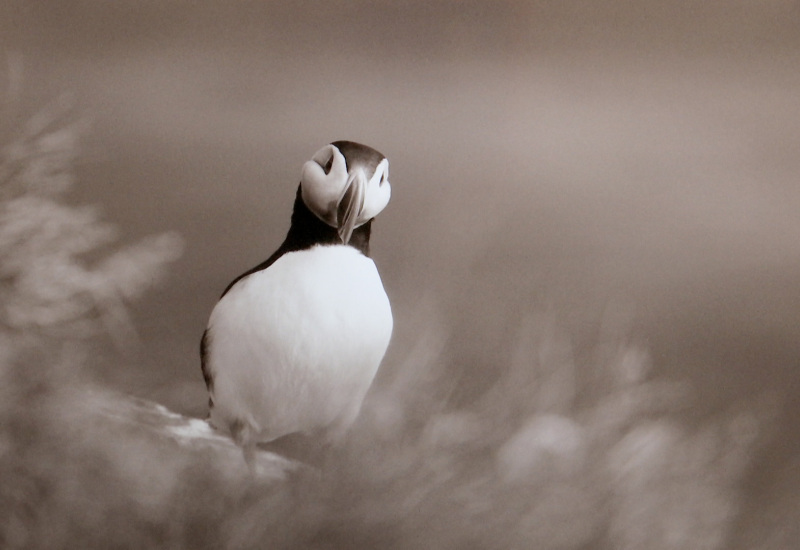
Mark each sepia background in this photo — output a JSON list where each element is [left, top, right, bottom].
[[1, 1, 799, 548]]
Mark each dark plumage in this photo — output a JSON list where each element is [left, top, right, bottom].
[[218, 186, 372, 299]]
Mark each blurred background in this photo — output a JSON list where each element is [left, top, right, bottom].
[[1, 1, 799, 548]]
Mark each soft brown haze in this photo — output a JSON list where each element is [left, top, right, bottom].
[[2, 1, 800, 548]]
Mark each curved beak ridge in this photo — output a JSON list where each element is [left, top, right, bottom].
[[336, 169, 366, 244]]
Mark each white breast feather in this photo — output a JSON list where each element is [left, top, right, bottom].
[[206, 245, 392, 443]]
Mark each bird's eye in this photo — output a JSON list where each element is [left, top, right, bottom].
[[316, 154, 334, 175], [380, 170, 387, 184]]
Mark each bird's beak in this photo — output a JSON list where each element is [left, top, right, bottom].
[[336, 168, 367, 244]]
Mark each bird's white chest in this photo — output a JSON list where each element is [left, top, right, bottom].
[[206, 245, 392, 441]]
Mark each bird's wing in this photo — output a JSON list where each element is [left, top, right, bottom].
[[200, 328, 214, 409]]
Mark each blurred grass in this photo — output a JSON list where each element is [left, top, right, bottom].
[[0, 295, 774, 549], [0, 86, 787, 549]]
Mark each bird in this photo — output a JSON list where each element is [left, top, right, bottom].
[[200, 140, 393, 466]]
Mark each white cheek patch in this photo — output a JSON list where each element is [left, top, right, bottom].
[[301, 146, 350, 226], [358, 158, 391, 223]]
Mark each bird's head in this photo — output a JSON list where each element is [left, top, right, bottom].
[[300, 140, 391, 244]]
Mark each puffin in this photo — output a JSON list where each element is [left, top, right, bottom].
[[200, 140, 393, 464]]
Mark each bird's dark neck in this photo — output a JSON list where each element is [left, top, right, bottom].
[[219, 185, 372, 298], [279, 185, 371, 256]]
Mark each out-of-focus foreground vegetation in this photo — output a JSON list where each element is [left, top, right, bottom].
[[0, 102, 779, 549]]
